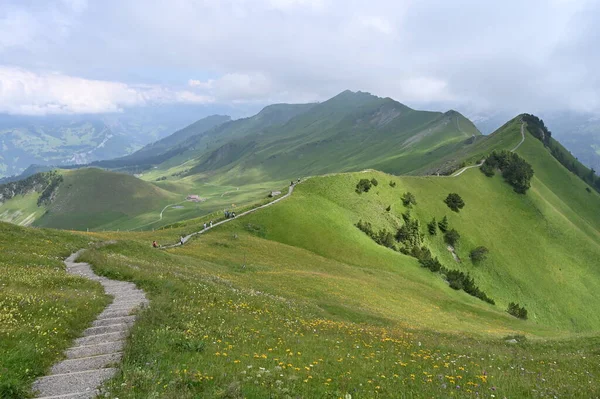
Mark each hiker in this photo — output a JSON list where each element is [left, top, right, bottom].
[[210, 220, 213, 227], [224, 210, 228, 218], [203, 222, 207, 230], [152, 240, 158, 248], [232, 212, 236, 218], [180, 236, 184, 245]]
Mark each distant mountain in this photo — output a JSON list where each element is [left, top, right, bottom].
[[0, 104, 241, 178], [103, 90, 480, 183]]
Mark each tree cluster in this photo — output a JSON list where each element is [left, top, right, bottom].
[[481, 150, 534, 194], [401, 192, 417, 208], [444, 193, 465, 212], [507, 302, 528, 319], [355, 178, 379, 194], [470, 246, 489, 263]]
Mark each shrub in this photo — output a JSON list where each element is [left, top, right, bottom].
[[401, 192, 417, 207], [444, 229, 460, 247], [370, 178, 379, 187], [470, 246, 489, 263], [438, 216, 449, 233], [386, 205, 391, 212], [389, 181, 396, 187], [507, 302, 528, 319], [444, 193, 465, 212], [427, 218, 437, 235], [586, 187, 592, 193], [355, 178, 372, 193]]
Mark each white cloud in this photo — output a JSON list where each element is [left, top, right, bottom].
[[0, 67, 213, 115], [359, 16, 394, 35], [2, 0, 600, 115]]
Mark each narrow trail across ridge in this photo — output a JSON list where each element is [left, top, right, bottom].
[[32, 250, 148, 399], [162, 183, 297, 249], [451, 120, 526, 177]]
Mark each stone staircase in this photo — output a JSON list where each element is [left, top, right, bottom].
[[32, 250, 148, 399]]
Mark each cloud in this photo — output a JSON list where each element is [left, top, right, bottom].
[[0, 66, 213, 115], [2, 0, 600, 115]]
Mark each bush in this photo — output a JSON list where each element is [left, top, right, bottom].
[[370, 178, 379, 187], [438, 216, 449, 233], [401, 192, 417, 207], [389, 181, 396, 187], [427, 218, 437, 235], [355, 178, 372, 193], [444, 193, 465, 212], [470, 246, 489, 263], [386, 205, 391, 212], [444, 229, 460, 247], [507, 302, 528, 319]]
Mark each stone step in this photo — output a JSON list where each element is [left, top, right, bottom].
[[50, 352, 122, 375], [74, 331, 126, 347], [36, 391, 96, 399], [112, 292, 146, 300], [92, 315, 136, 327], [66, 341, 124, 359], [104, 304, 143, 313], [83, 323, 129, 336], [97, 308, 133, 319], [32, 368, 116, 397]]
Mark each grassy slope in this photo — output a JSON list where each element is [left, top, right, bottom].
[[0, 223, 108, 397], [0, 192, 45, 226], [34, 168, 179, 231]]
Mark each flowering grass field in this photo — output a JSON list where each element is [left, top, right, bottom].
[[0, 223, 109, 398], [79, 240, 600, 398]]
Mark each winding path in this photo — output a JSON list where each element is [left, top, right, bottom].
[[451, 120, 526, 177], [32, 250, 148, 399], [162, 183, 296, 249], [129, 200, 186, 232], [220, 187, 239, 197]]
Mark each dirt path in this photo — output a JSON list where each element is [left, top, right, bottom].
[[129, 200, 187, 232], [162, 183, 296, 249], [511, 121, 526, 152], [32, 250, 148, 399], [220, 187, 240, 197], [451, 120, 525, 177]]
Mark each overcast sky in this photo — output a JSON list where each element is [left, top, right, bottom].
[[1, 0, 599, 117]]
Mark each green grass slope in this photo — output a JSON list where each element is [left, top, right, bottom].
[[34, 168, 179, 231]]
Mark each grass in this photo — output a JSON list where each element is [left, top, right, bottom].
[[73, 239, 600, 398], [0, 222, 109, 398], [0, 192, 45, 226]]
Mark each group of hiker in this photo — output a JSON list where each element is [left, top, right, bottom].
[[224, 210, 236, 219], [153, 179, 303, 249]]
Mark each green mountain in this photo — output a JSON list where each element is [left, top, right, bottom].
[[4, 105, 600, 397], [138, 91, 481, 184]]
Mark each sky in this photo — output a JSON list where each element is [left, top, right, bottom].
[[1, 0, 599, 117]]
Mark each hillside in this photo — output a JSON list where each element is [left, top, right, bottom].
[[138, 91, 480, 186], [4, 117, 600, 396], [33, 168, 179, 230]]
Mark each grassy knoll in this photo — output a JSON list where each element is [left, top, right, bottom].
[[0, 222, 109, 398], [33, 168, 180, 231]]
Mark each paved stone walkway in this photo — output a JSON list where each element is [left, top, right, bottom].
[[32, 250, 148, 399]]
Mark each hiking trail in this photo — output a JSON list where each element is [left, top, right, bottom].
[[451, 120, 525, 177], [32, 250, 148, 399], [163, 183, 296, 249]]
